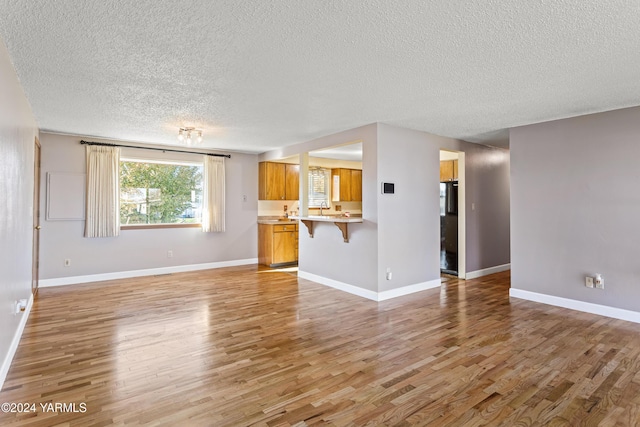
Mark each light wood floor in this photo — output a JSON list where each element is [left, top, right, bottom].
[[2, 267, 640, 426]]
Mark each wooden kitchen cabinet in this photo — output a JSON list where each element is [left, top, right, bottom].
[[440, 160, 458, 182], [350, 169, 362, 202], [285, 164, 299, 200], [331, 168, 362, 202], [259, 162, 299, 200], [258, 223, 298, 267], [259, 162, 285, 200]]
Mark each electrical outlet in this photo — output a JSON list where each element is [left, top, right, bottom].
[[167, 250, 173, 258], [595, 274, 604, 289], [386, 267, 392, 280], [585, 276, 594, 288], [64, 259, 71, 267], [14, 299, 27, 314]]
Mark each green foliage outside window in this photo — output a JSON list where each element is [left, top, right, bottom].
[[120, 160, 203, 225]]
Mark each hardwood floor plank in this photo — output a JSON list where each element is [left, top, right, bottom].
[[1, 268, 640, 425]]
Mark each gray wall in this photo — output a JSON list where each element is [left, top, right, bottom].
[[376, 124, 511, 291], [454, 138, 511, 272], [511, 107, 640, 312], [39, 133, 259, 279], [260, 123, 510, 294], [0, 40, 39, 380], [262, 124, 379, 292], [376, 124, 441, 291]]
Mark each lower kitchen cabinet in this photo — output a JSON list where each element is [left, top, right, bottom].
[[258, 223, 299, 267]]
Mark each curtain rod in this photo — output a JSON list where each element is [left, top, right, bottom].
[[80, 140, 231, 158]]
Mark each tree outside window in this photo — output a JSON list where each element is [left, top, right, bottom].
[[120, 160, 203, 225]]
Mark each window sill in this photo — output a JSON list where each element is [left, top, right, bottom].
[[121, 223, 202, 230]]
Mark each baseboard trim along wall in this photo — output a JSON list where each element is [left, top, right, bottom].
[[466, 263, 511, 280], [298, 271, 441, 302], [298, 271, 379, 301], [509, 288, 640, 324], [39, 258, 259, 288], [0, 293, 34, 392], [378, 279, 442, 301]]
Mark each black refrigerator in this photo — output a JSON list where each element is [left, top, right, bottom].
[[440, 182, 458, 275]]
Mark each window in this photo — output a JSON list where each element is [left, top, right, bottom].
[[120, 159, 203, 226], [308, 167, 331, 208]]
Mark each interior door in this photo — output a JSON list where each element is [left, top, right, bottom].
[[32, 137, 41, 295]]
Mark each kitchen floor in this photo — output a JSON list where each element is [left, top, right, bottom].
[[440, 249, 458, 275]]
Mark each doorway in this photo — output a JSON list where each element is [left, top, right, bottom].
[[32, 137, 41, 295], [439, 150, 465, 279]]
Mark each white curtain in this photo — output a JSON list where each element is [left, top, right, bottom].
[[202, 156, 225, 232], [84, 145, 120, 237]]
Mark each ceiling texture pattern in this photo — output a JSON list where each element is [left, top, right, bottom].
[[0, 0, 639, 152]]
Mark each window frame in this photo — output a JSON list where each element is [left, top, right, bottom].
[[308, 167, 331, 208], [119, 157, 204, 230]]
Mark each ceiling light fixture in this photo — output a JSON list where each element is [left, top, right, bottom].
[[177, 127, 203, 145]]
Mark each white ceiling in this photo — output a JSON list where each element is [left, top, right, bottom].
[[311, 142, 363, 162], [1, 1, 639, 153]]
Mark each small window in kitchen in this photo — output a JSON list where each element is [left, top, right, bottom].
[[308, 167, 331, 208]]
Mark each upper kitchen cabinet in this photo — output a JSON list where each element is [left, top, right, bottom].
[[259, 161, 299, 200], [440, 160, 458, 182], [331, 168, 362, 202], [285, 164, 299, 200], [350, 169, 362, 201]]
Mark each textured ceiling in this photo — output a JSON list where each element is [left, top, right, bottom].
[[1, 1, 639, 153]]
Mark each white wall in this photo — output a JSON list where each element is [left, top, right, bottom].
[[39, 133, 258, 280], [511, 107, 640, 313], [0, 39, 39, 388]]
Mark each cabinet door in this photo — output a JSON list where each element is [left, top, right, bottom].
[[273, 230, 297, 264], [258, 162, 267, 200], [440, 161, 454, 182], [453, 159, 458, 181], [340, 169, 352, 201], [350, 169, 362, 201], [264, 162, 286, 200], [285, 164, 299, 201], [258, 223, 272, 266]]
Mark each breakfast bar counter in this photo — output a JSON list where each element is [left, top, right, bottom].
[[290, 215, 363, 243]]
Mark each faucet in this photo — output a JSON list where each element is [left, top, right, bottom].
[[319, 202, 328, 216]]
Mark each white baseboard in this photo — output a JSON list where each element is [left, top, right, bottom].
[[378, 279, 441, 301], [509, 288, 640, 324], [39, 258, 258, 288], [466, 263, 511, 280], [298, 271, 441, 302], [298, 271, 379, 301], [0, 293, 34, 392]]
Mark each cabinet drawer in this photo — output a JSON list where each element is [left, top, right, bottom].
[[273, 224, 298, 232]]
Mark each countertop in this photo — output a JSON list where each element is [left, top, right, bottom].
[[290, 215, 363, 223], [257, 217, 298, 225]]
